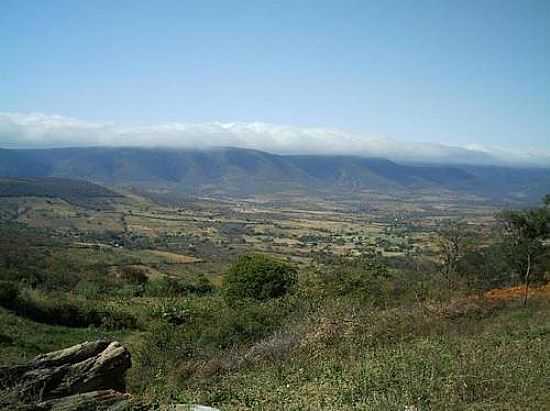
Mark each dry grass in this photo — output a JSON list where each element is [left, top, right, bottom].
[[484, 283, 550, 302], [110, 264, 164, 280], [146, 250, 202, 264]]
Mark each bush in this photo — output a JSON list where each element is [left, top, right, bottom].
[[119, 265, 149, 285], [10, 289, 138, 330], [0, 281, 20, 308], [457, 242, 519, 292], [223, 255, 297, 305], [99, 308, 139, 330], [144, 275, 214, 297], [150, 298, 190, 325], [164, 275, 213, 296], [134, 294, 296, 387], [319, 255, 391, 304], [202, 300, 292, 348]]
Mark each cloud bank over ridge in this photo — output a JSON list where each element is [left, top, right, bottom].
[[1, 112, 548, 167]]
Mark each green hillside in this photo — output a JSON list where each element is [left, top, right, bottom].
[[0, 177, 121, 199]]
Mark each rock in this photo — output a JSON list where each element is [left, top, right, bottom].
[[36, 389, 131, 411], [173, 405, 221, 411], [0, 340, 131, 410]]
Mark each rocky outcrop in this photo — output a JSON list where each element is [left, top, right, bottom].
[[35, 389, 130, 411], [0, 340, 132, 410]]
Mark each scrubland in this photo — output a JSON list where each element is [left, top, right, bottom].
[[1, 193, 549, 410]]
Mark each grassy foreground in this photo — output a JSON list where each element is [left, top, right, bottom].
[[125, 292, 550, 411], [4, 289, 549, 410]]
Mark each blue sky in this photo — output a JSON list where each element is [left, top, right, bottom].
[[1, 0, 549, 154]]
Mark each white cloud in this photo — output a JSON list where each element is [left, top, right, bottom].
[[0, 112, 548, 167]]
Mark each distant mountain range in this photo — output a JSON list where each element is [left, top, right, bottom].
[[1, 146, 549, 203]]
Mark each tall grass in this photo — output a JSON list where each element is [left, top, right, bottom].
[[129, 288, 550, 410]]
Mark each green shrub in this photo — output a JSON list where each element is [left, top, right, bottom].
[[74, 280, 103, 299], [113, 284, 146, 298], [165, 275, 213, 296], [223, 255, 297, 305], [217, 301, 290, 346], [191, 298, 293, 350], [150, 298, 190, 325], [0, 281, 20, 308], [119, 265, 149, 285], [134, 294, 296, 389], [145, 275, 214, 297], [10, 289, 138, 330], [99, 308, 139, 330], [319, 255, 391, 304]]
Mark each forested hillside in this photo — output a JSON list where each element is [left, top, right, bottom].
[[1, 147, 549, 202]]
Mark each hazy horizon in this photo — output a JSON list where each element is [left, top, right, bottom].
[[1, 112, 550, 167]]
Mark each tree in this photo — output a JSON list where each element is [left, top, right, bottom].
[[223, 254, 297, 305], [497, 197, 550, 305], [457, 241, 515, 291], [436, 222, 473, 290]]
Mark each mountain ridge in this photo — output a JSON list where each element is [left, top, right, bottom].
[[1, 146, 549, 203]]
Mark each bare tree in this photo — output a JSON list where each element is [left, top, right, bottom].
[[436, 221, 472, 290]]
